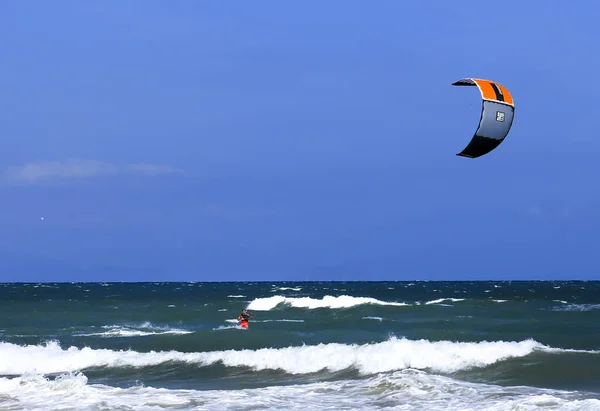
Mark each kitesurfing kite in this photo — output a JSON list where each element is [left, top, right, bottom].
[[452, 78, 515, 158]]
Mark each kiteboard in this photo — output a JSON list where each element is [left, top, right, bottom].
[[239, 320, 249, 329]]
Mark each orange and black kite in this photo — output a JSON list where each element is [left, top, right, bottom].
[[452, 78, 515, 158]]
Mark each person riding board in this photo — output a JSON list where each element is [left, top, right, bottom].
[[237, 309, 255, 328]]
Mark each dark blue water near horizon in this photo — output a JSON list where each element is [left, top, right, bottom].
[[1, 280, 600, 410]]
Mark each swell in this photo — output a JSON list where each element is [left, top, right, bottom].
[[456, 350, 600, 393], [2, 337, 597, 383], [81, 350, 600, 394]]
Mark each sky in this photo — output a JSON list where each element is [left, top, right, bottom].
[[1, 0, 599, 282]]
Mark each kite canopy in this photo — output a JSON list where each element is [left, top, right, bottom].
[[453, 78, 515, 158]]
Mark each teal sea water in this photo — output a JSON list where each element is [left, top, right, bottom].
[[1, 281, 600, 410]]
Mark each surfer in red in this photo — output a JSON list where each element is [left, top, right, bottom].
[[237, 309, 255, 328]]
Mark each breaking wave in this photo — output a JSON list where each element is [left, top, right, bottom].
[[1, 337, 594, 377], [246, 295, 408, 311]]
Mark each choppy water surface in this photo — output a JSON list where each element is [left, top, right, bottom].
[[1, 281, 600, 410]]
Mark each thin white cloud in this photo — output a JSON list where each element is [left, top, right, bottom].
[[4, 160, 185, 183]]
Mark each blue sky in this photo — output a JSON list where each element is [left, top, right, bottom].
[[1, 1, 599, 282]]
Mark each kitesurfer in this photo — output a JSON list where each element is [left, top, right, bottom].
[[238, 309, 255, 328]]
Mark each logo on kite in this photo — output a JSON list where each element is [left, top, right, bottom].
[[452, 78, 515, 159]]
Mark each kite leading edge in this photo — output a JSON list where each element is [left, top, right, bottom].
[[452, 78, 515, 159]]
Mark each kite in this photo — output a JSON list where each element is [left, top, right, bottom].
[[453, 78, 515, 158]]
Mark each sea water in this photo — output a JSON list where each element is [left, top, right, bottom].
[[1, 281, 599, 410]]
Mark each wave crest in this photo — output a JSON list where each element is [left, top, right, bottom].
[[246, 295, 408, 310], [1, 337, 588, 377]]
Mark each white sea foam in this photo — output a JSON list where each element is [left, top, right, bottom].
[[424, 298, 465, 305], [0, 369, 598, 411], [213, 325, 246, 331], [0, 337, 594, 377], [271, 287, 302, 292], [75, 322, 192, 338], [553, 304, 600, 312], [246, 295, 408, 310]]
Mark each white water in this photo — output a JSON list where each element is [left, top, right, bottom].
[[247, 295, 409, 310], [424, 298, 465, 305], [271, 286, 302, 292], [75, 322, 192, 338], [1, 337, 599, 410], [1, 337, 596, 377], [553, 303, 600, 312], [1, 369, 599, 411]]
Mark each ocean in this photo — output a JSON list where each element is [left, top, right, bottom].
[[1, 281, 600, 410]]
